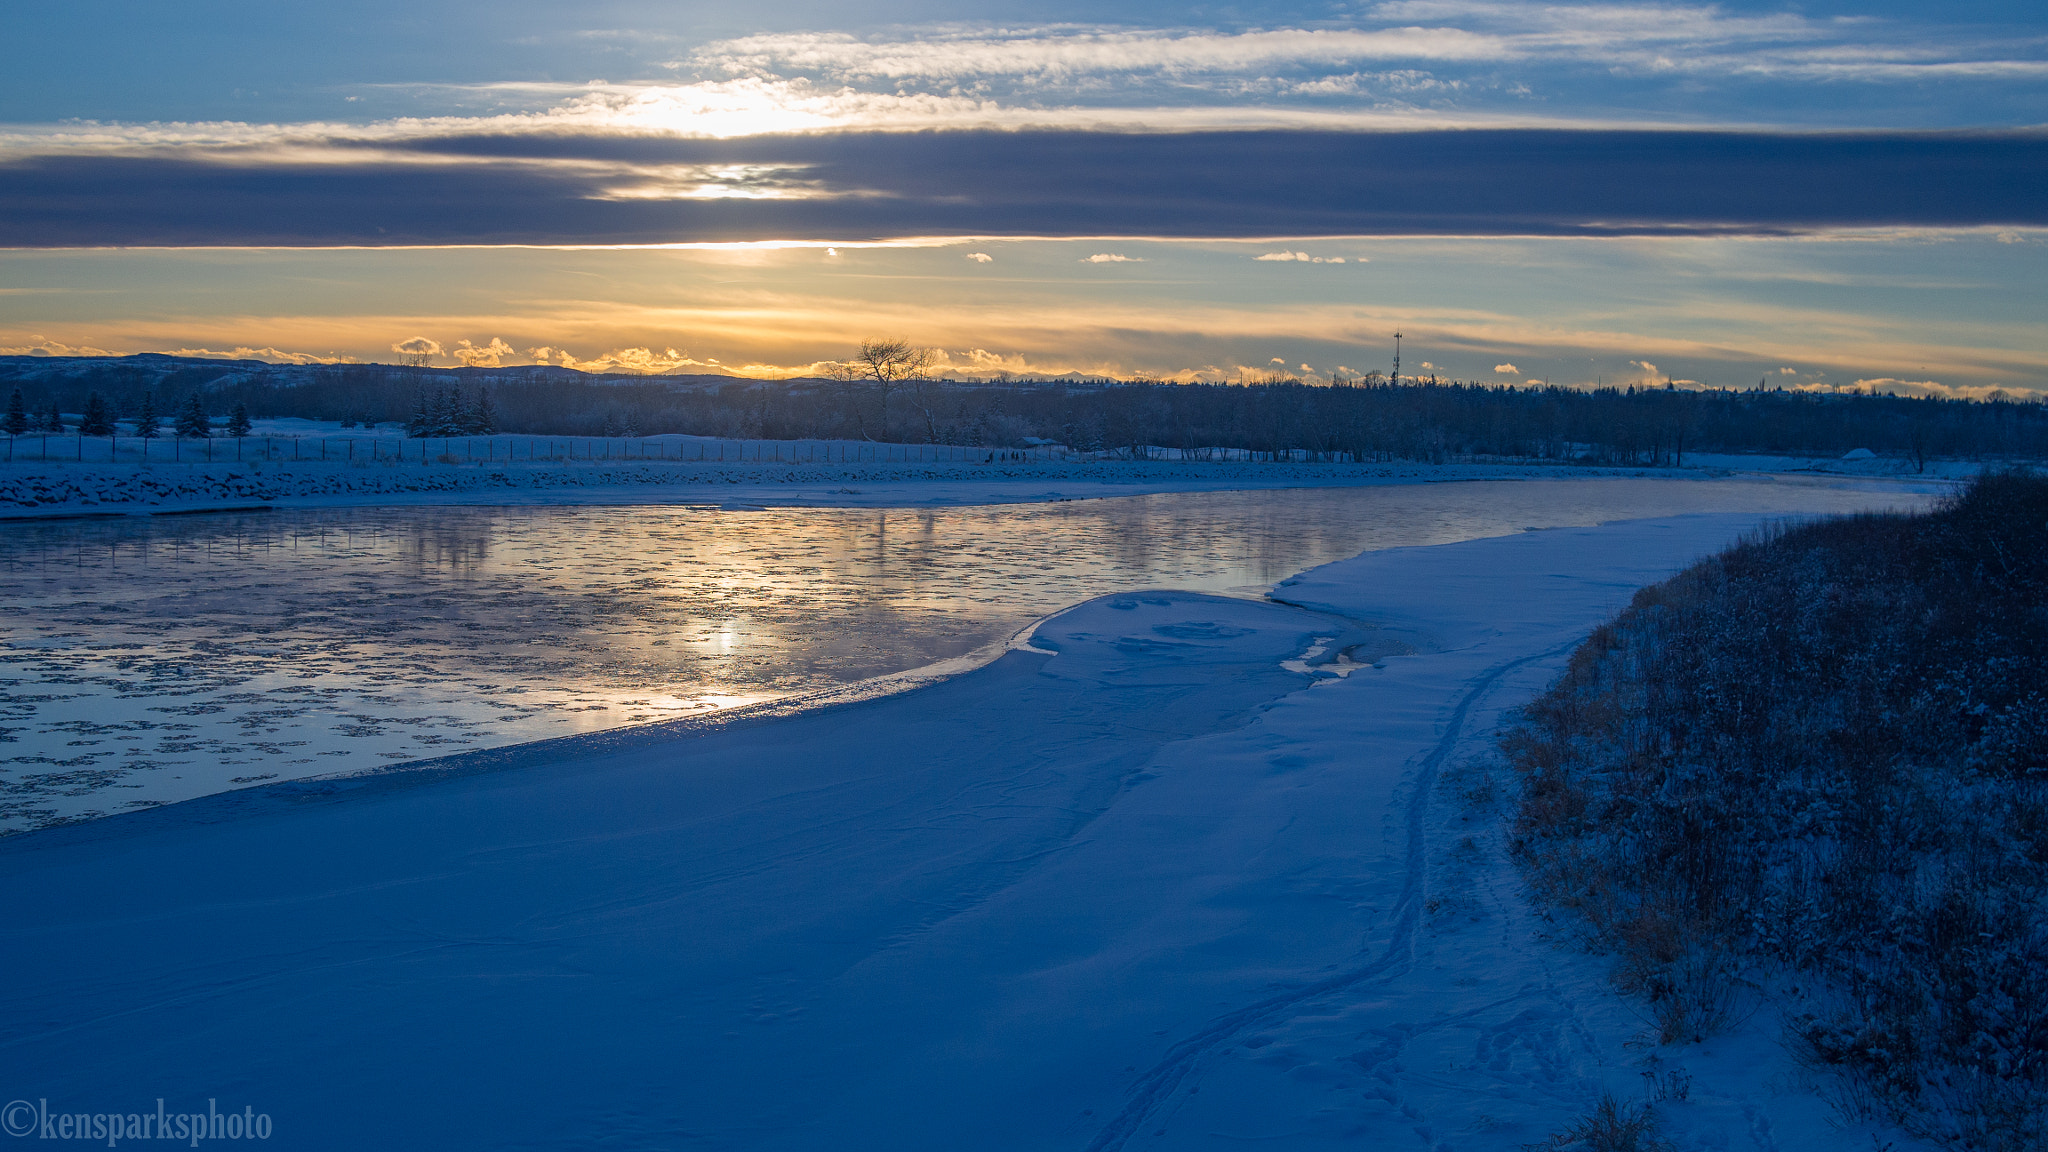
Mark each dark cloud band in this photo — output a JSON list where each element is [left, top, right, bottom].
[[4, 128, 2044, 246]]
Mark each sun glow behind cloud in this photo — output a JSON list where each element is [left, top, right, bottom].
[[4, 233, 2043, 395]]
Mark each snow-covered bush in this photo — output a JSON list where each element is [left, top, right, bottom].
[[1502, 472, 2048, 1149]]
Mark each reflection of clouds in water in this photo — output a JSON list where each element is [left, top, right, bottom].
[[0, 477, 1932, 831]]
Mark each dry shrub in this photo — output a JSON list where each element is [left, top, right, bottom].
[[1523, 1094, 1674, 1152]]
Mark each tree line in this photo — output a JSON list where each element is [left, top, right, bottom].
[[6, 384, 251, 440], [3, 354, 2045, 465]]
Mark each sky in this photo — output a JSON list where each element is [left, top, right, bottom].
[[2, 0, 2044, 393]]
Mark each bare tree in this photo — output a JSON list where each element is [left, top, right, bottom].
[[848, 338, 935, 441], [823, 360, 869, 440]]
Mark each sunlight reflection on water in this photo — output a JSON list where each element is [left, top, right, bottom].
[[0, 476, 1936, 829]]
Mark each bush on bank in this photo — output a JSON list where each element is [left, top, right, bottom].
[[1502, 472, 2048, 1150]]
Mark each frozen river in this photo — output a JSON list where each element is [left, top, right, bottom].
[[0, 475, 1937, 831]]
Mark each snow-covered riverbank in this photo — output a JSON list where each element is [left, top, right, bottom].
[[1, 512, 1931, 1150], [2, 433, 2001, 519], [0, 456, 1699, 517]]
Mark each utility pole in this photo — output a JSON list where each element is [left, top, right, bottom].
[[1391, 330, 1403, 388]]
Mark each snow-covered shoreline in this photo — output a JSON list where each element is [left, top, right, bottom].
[[0, 457, 1673, 518], [0, 451, 1985, 520], [1, 509, 1935, 1150]]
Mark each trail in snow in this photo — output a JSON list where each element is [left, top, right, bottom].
[[1071, 516, 1938, 1151], [1084, 642, 1570, 1152]]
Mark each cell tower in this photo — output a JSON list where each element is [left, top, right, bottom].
[[1391, 330, 1403, 387]]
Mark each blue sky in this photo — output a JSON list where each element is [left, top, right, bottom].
[[2, 1, 2044, 392]]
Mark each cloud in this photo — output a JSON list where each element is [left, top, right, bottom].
[[391, 336, 443, 357], [1843, 378, 2042, 401], [1777, 366, 1799, 374], [0, 335, 121, 357], [0, 335, 348, 363], [691, 27, 1515, 82], [1083, 253, 1142, 263], [1494, 363, 1519, 373], [588, 162, 826, 203], [0, 5, 2040, 197], [161, 346, 349, 364], [685, 16, 2048, 90], [6, 128, 2041, 248], [1630, 359, 1661, 377], [913, 346, 1035, 377], [0, 72, 1557, 157], [451, 337, 516, 367], [1255, 251, 1348, 263], [1283, 70, 1463, 97], [526, 344, 730, 374], [1774, 377, 2045, 403], [965, 252, 993, 262]]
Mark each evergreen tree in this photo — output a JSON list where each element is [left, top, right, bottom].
[[466, 388, 496, 435], [226, 403, 252, 438], [406, 390, 432, 438], [175, 393, 210, 439], [339, 411, 357, 429], [80, 391, 116, 436], [42, 402, 64, 433], [3, 388, 27, 437], [431, 387, 461, 437], [132, 391, 162, 439]]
